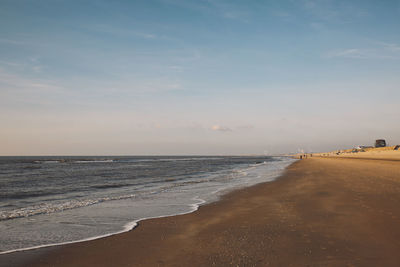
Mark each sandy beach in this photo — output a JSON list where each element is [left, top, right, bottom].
[[2, 156, 400, 267], [312, 146, 400, 161]]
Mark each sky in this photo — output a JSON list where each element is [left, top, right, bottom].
[[0, 0, 399, 155]]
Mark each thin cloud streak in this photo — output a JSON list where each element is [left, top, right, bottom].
[[211, 125, 232, 132], [301, 0, 369, 22], [161, 0, 250, 22], [325, 42, 400, 59], [0, 38, 27, 45], [0, 69, 63, 93], [83, 24, 157, 39], [326, 49, 373, 59]]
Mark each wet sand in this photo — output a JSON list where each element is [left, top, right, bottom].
[[3, 157, 400, 266]]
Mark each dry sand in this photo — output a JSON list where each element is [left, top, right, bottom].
[[2, 157, 400, 266], [313, 146, 400, 161]]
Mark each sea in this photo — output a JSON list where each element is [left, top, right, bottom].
[[0, 155, 295, 254]]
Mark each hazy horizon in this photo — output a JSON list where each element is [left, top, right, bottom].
[[1, 0, 399, 156]]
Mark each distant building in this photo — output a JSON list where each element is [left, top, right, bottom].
[[375, 139, 386, 148]]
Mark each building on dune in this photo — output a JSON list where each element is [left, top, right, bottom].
[[375, 139, 386, 148]]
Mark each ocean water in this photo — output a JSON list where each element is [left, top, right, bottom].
[[0, 156, 295, 254]]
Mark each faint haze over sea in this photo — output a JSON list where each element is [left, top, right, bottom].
[[0, 0, 399, 155]]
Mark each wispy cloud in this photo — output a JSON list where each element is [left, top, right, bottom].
[[236, 124, 254, 130], [85, 24, 157, 39], [0, 60, 24, 67], [0, 38, 27, 45], [325, 42, 400, 59], [326, 49, 372, 59], [0, 37, 46, 48], [161, 0, 250, 22], [0, 69, 64, 93], [211, 125, 232, 132], [301, 0, 340, 21], [379, 42, 400, 52], [208, 1, 249, 21], [301, 0, 369, 22], [127, 79, 183, 93], [0, 68, 70, 108], [168, 65, 185, 72], [0, 58, 44, 73]]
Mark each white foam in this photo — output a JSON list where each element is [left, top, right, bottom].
[[0, 194, 136, 221], [73, 160, 114, 163], [0, 196, 206, 255]]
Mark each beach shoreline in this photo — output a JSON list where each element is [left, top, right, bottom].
[[2, 156, 400, 266]]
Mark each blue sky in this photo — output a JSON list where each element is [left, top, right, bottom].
[[1, 0, 399, 155]]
